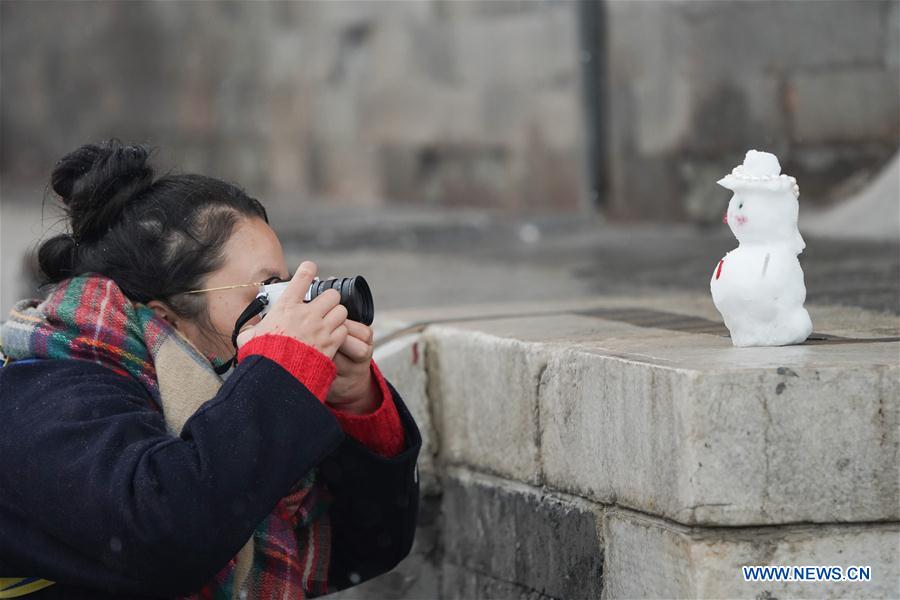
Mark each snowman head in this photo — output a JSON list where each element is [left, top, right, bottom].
[[718, 150, 804, 251]]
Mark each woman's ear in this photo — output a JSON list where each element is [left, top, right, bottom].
[[147, 300, 178, 327]]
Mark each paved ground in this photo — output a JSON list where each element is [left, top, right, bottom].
[[278, 207, 899, 316], [3, 201, 898, 318]]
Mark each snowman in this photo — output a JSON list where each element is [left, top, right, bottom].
[[710, 150, 813, 347]]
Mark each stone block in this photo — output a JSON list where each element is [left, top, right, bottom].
[[790, 67, 900, 144], [441, 468, 604, 600], [426, 327, 547, 484], [377, 141, 512, 208], [373, 332, 439, 493], [539, 342, 899, 526], [604, 508, 900, 599], [452, 7, 578, 90], [672, 0, 886, 73], [362, 85, 483, 147]]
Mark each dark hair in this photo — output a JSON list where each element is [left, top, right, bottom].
[[38, 139, 268, 335]]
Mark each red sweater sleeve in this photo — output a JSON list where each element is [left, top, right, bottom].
[[237, 334, 336, 401], [326, 361, 406, 458], [237, 336, 405, 457]]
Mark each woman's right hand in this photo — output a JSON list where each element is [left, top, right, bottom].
[[235, 261, 349, 359]]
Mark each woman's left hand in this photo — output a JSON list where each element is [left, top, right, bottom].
[[325, 319, 378, 414]]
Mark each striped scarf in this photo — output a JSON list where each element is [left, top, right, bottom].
[[0, 274, 332, 599]]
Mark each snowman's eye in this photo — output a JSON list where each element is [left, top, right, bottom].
[[738, 202, 744, 209]]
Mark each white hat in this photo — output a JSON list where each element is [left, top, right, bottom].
[[718, 150, 799, 198]]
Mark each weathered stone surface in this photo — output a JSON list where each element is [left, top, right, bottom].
[[372, 332, 440, 494], [791, 67, 900, 144], [606, 1, 694, 157], [673, 0, 887, 73], [604, 0, 898, 218], [452, 7, 578, 90], [426, 326, 548, 484], [540, 342, 899, 526], [1, 0, 584, 214], [604, 508, 900, 599], [403, 298, 900, 526], [4, 0, 895, 221], [337, 298, 900, 598], [441, 468, 604, 600]]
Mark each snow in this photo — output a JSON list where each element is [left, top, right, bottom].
[[710, 150, 813, 347]]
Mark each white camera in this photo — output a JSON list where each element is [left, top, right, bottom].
[[255, 275, 374, 325]]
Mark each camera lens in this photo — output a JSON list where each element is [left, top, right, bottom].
[[308, 276, 374, 325]]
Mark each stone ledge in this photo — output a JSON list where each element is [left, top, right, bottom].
[[374, 296, 899, 527]]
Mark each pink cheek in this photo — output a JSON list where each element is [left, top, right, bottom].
[[735, 215, 748, 226]]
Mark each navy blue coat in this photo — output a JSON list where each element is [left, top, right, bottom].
[[0, 354, 421, 598]]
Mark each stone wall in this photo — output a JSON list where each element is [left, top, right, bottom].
[[0, 0, 585, 216], [340, 298, 899, 599], [603, 0, 900, 222], [0, 0, 895, 220]]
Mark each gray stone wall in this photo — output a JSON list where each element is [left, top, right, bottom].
[[344, 300, 900, 599], [0, 0, 585, 216], [604, 0, 899, 222], [0, 0, 895, 218]]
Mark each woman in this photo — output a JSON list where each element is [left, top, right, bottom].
[[0, 140, 421, 599]]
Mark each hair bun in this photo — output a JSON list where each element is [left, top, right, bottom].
[[36, 233, 78, 282], [51, 139, 154, 243]]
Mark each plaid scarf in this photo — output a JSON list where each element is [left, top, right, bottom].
[[0, 274, 333, 599]]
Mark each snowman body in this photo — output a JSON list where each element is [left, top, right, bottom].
[[710, 150, 813, 347], [711, 243, 812, 346]]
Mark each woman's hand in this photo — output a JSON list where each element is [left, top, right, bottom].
[[326, 319, 379, 415], [236, 261, 348, 359]]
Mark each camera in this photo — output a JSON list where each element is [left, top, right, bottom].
[[257, 276, 374, 326], [223, 275, 375, 373]]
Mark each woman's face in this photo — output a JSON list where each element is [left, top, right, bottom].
[[150, 216, 289, 364]]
